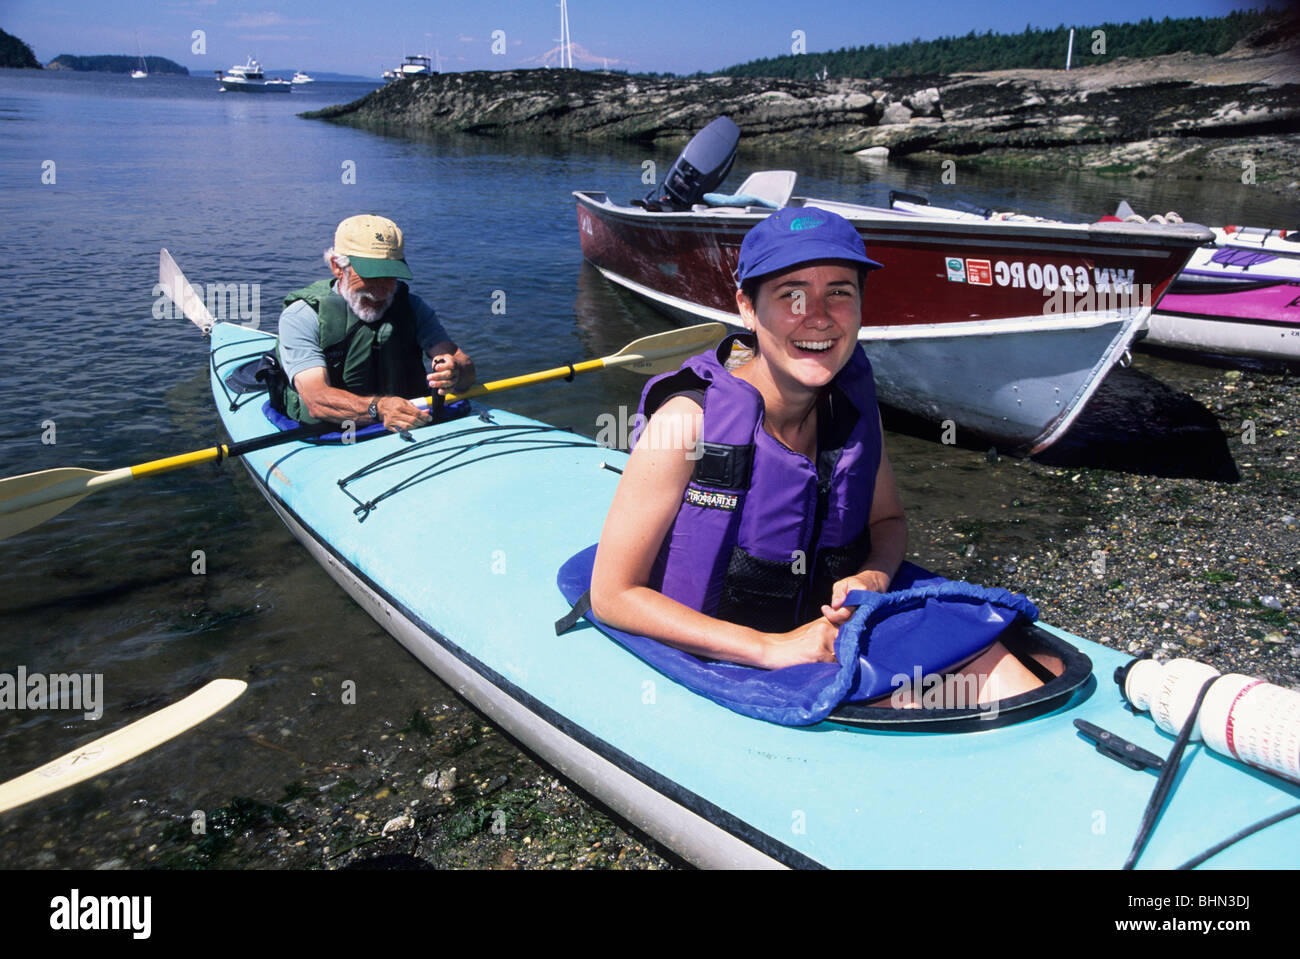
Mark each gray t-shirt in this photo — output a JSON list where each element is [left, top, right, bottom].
[[278, 282, 451, 383]]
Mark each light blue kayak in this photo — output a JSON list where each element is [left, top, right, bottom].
[[208, 321, 1300, 869]]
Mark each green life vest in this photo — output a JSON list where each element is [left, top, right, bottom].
[[274, 279, 428, 424]]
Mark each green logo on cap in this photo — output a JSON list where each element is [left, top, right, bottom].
[[789, 216, 825, 231]]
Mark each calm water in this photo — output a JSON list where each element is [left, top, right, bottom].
[[1, 68, 1297, 868]]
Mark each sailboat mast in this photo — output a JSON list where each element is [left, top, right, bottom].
[[561, 0, 571, 69]]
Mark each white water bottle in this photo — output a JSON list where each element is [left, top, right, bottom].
[[1120, 657, 1300, 784]]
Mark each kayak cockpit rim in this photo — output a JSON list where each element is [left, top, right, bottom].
[[827, 621, 1095, 731]]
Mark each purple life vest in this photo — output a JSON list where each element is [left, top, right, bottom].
[[637, 331, 882, 633]]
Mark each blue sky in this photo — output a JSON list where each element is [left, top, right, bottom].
[[2, 0, 1284, 77]]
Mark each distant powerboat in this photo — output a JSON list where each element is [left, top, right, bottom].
[[217, 58, 291, 93], [385, 55, 434, 81], [400, 55, 433, 77], [291, 71, 315, 84]]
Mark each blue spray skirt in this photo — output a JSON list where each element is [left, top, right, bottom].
[[557, 545, 1039, 725]]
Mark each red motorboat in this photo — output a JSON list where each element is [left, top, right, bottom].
[[573, 123, 1211, 452]]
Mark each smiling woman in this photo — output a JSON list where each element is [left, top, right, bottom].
[[590, 207, 1042, 700], [591, 208, 905, 668]]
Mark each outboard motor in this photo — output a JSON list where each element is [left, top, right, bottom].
[[639, 116, 740, 212]]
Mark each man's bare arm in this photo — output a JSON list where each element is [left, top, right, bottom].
[[292, 367, 429, 431]]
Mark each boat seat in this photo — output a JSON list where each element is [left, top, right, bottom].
[[735, 170, 797, 208], [693, 203, 784, 215], [701, 171, 798, 211]]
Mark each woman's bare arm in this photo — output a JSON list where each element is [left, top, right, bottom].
[[590, 397, 839, 669], [830, 414, 908, 605]]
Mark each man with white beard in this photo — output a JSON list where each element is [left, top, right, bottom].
[[272, 215, 475, 430]]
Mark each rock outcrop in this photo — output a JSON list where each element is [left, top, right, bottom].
[[307, 71, 887, 148], [306, 26, 1300, 189]]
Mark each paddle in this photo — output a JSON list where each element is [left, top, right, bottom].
[[0, 679, 246, 815], [0, 255, 728, 540], [439, 321, 728, 402], [0, 419, 348, 541], [159, 247, 215, 334]]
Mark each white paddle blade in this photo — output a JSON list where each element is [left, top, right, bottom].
[[610, 322, 729, 375], [159, 248, 215, 333], [0, 467, 112, 541], [0, 679, 247, 815]]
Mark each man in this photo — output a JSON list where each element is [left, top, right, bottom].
[[272, 214, 475, 431]]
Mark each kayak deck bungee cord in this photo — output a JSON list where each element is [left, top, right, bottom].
[[207, 321, 1300, 869], [334, 422, 604, 521]]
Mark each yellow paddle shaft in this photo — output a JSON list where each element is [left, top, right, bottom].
[[442, 356, 609, 402], [129, 446, 227, 478]]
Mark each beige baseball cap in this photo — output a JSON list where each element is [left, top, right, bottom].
[[334, 215, 413, 280]]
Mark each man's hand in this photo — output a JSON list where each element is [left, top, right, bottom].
[[427, 355, 457, 395], [428, 354, 470, 396], [425, 343, 475, 396], [375, 395, 430, 432]]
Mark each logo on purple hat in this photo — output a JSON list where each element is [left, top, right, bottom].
[[736, 206, 882, 287], [789, 216, 826, 231]]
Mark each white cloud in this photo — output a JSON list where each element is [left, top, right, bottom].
[[228, 12, 284, 28], [227, 12, 325, 28]]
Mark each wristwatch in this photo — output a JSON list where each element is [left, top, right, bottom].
[[366, 397, 381, 421]]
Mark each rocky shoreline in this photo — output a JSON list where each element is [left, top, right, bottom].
[[306, 32, 1300, 193], [910, 359, 1299, 692]]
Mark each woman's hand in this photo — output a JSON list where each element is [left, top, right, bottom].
[[830, 570, 892, 608], [760, 603, 856, 669]]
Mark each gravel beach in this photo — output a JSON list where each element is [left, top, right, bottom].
[[907, 356, 1298, 691]]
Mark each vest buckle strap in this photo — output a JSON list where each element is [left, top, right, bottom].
[[692, 441, 753, 490]]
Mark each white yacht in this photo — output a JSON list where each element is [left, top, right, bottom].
[[399, 55, 433, 77], [217, 58, 291, 93]]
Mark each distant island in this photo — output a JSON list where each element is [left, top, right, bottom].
[[0, 28, 41, 69], [46, 53, 189, 75]]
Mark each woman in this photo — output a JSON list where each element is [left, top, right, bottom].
[[590, 207, 1039, 700]]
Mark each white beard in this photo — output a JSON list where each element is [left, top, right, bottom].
[[339, 278, 394, 323]]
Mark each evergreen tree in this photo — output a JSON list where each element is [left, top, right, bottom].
[[718, 10, 1275, 79]]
